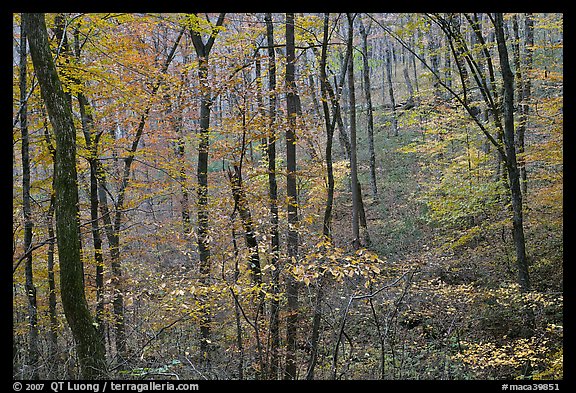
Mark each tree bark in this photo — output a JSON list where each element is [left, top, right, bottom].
[[227, 165, 262, 283], [347, 13, 362, 249], [42, 110, 59, 373], [264, 12, 281, 380], [46, 191, 59, 369], [284, 12, 299, 380], [385, 41, 398, 137], [493, 13, 531, 294], [307, 14, 332, 380], [513, 13, 533, 198], [72, 25, 107, 348], [359, 16, 378, 197], [24, 12, 108, 379], [189, 12, 226, 367], [19, 21, 40, 379]]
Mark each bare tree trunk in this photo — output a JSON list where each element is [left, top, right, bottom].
[[227, 165, 262, 284], [512, 13, 533, 198], [403, 68, 415, 108], [357, 181, 371, 247], [264, 12, 281, 380], [165, 73, 191, 233], [19, 22, 39, 379], [307, 14, 333, 380], [359, 16, 378, 197], [494, 13, 531, 294], [42, 112, 59, 373], [45, 188, 59, 373], [72, 25, 108, 348], [385, 41, 398, 137], [284, 12, 300, 380], [347, 13, 362, 249], [190, 13, 226, 367]]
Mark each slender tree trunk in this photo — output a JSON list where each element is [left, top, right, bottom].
[[403, 68, 415, 107], [264, 12, 281, 380], [385, 42, 398, 137], [335, 50, 352, 160], [231, 231, 244, 380], [77, 91, 107, 346], [357, 181, 371, 247], [494, 13, 531, 294], [326, 71, 351, 161], [255, 55, 267, 155], [165, 77, 191, 233], [74, 25, 107, 344], [284, 12, 299, 380], [46, 191, 59, 370], [513, 13, 533, 198], [24, 12, 108, 379], [196, 46, 213, 366], [19, 22, 40, 379], [227, 165, 262, 283], [318, 13, 336, 241], [410, 34, 420, 96], [449, 14, 470, 105], [42, 111, 59, 373], [347, 13, 362, 249], [359, 17, 378, 197], [428, 24, 441, 99], [444, 31, 452, 89], [307, 14, 333, 380], [189, 12, 226, 367]]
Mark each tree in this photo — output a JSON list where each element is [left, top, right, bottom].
[[23, 12, 108, 379], [512, 13, 534, 198], [493, 12, 530, 294], [346, 13, 363, 250], [189, 12, 226, 366], [12, 12, 562, 381], [306, 13, 335, 379], [284, 12, 300, 380], [263, 12, 281, 380], [67, 17, 107, 348], [18, 20, 39, 380], [358, 16, 378, 197], [384, 39, 398, 137]]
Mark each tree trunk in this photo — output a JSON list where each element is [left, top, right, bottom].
[[46, 191, 59, 371], [307, 14, 333, 380], [385, 41, 398, 137], [284, 12, 299, 380], [24, 12, 108, 379], [167, 84, 192, 234], [189, 12, 226, 367], [494, 13, 531, 294], [347, 13, 362, 249], [77, 90, 107, 347], [19, 22, 40, 379], [227, 165, 262, 283], [318, 13, 336, 241], [403, 68, 415, 107], [513, 13, 533, 198], [73, 24, 107, 346], [357, 181, 371, 247], [359, 17, 378, 198], [264, 12, 281, 380], [42, 111, 59, 373]]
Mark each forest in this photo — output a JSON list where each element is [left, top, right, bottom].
[[12, 13, 563, 381]]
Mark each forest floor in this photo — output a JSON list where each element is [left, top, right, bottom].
[[324, 122, 563, 379], [331, 125, 430, 264]]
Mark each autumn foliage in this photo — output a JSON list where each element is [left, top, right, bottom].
[[13, 13, 562, 381]]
